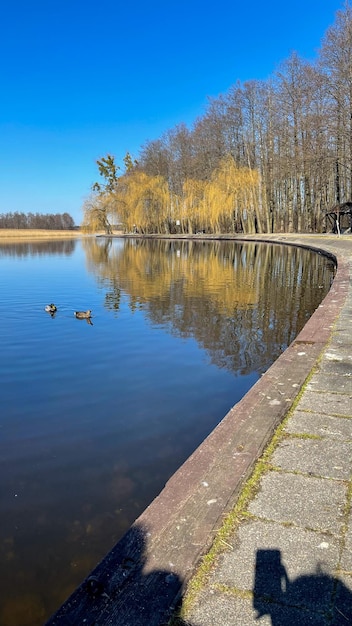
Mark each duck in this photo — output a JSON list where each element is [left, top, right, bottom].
[[45, 304, 57, 314], [74, 310, 92, 319]]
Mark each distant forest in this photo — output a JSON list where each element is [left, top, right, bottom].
[[0, 212, 75, 230], [83, 4, 352, 235]]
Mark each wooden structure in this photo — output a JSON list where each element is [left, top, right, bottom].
[[326, 202, 352, 234]]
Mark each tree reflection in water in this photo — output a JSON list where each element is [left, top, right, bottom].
[[83, 237, 334, 376]]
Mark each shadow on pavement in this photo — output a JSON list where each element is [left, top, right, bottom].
[[168, 548, 352, 625], [253, 548, 352, 625], [46, 530, 352, 625]]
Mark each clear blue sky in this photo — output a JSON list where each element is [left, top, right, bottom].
[[0, 0, 344, 225]]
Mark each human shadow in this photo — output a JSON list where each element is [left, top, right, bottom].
[[253, 548, 352, 625], [44, 537, 352, 625], [45, 523, 183, 626]]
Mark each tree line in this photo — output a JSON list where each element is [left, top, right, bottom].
[[83, 4, 352, 235], [0, 212, 75, 230]]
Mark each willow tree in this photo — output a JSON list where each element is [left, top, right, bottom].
[[115, 171, 171, 233], [81, 193, 117, 233], [202, 155, 261, 234], [180, 179, 207, 233]]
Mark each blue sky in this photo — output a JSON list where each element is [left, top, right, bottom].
[[0, 0, 344, 225]]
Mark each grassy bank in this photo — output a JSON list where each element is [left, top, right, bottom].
[[0, 229, 84, 240]]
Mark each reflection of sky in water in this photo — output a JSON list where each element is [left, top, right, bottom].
[[0, 238, 334, 626]]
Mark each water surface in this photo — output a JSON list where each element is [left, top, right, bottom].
[[0, 237, 334, 625]]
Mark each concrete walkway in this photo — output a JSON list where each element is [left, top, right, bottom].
[[174, 235, 352, 626], [47, 235, 352, 626]]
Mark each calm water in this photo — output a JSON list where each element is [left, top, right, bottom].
[[0, 237, 334, 625]]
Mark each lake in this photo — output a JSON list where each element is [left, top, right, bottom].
[[0, 236, 335, 625]]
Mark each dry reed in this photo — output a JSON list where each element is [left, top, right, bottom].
[[0, 229, 85, 240]]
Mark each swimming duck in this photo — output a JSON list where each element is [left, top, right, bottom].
[[45, 304, 57, 314], [74, 310, 92, 319]]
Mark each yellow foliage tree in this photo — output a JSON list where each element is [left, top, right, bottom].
[[81, 193, 118, 234], [116, 171, 171, 233], [204, 155, 260, 234], [179, 179, 207, 233], [81, 153, 261, 234], [177, 156, 261, 234]]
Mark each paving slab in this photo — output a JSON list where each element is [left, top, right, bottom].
[[186, 592, 270, 626], [207, 520, 340, 594], [296, 391, 352, 417], [332, 329, 352, 345], [270, 437, 352, 479], [247, 473, 347, 533], [284, 410, 352, 439], [317, 358, 352, 377], [321, 345, 352, 359], [185, 588, 329, 626], [307, 372, 352, 394]]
